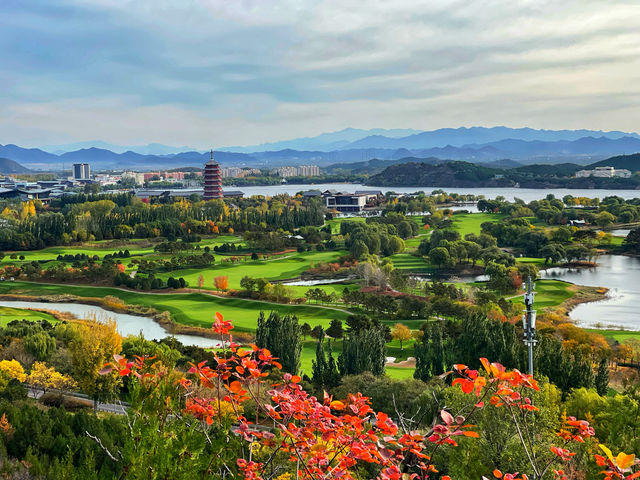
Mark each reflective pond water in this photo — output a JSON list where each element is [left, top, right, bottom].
[[0, 300, 222, 348]]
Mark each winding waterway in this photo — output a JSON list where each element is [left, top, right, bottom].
[[0, 300, 222, 348], [540, 255, 640, 330]]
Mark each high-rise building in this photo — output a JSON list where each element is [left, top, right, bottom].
[[297, 165, 320, 177], [72, 163, 90, 180], [203, 150, 223, 199]]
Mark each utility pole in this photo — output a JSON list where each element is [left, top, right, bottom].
[[522, 276, 537, 376]]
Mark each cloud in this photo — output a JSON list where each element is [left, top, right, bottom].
[[0, 0, 639, 147]]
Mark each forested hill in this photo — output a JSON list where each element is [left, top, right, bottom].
[[365, 159, 640, 189], [0, 157, 30, 174], [365, 161, 512, 187], [589, 153, 640, 170]]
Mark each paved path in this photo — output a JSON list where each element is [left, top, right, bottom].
[[27, 386, 128, 415]]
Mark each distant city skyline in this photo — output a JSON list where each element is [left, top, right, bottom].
[[1, 1, 639, 149]]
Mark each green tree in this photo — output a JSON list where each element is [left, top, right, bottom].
[[428, 246, 450, 268], [595, 357, 609, 396], [255, 312, 302, 374], [338, 326, 386, 376], [326, 319, 344, 339], [311, 331, 341, 389]]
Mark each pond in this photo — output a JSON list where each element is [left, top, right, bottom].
[[540, 255, 640, 330], [0, 300, 222, 348]]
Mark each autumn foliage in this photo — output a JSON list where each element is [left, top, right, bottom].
[[101, 313, 639, 480], [214, 275, 229, 291]]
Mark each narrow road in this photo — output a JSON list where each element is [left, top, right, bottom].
[[27, 386, 128, 415]]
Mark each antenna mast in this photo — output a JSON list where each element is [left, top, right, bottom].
[[522, 276, 537, 375]]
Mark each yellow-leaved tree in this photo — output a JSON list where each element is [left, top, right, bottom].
[[0, 359, 27, 382], [391, 323, 412, 351], [68, 317, 122, 412], [27, 362, 77, 393]]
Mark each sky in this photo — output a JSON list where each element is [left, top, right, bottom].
[[1, 0, 639, 149]]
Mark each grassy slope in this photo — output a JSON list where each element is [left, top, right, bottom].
[[509, 279, 573, 308], [154, 250, 347, 290], [1, 235, 244, 263], [0, 282, 348, 332], [0, 306, 58, 326]]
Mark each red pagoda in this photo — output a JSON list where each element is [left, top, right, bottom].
[[203, 149, 223, 199]]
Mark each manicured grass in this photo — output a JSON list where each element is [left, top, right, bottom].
[[1, 235, 245, 264], [509, 279, 573, 308], [0, 282, 349, 332], [390, 253, 432, 274], [451, 213, 506, 236], [0, 306, 58, 325], [325, 217, 366, 234], [516, 257, 546, 265], [155, 250, 347, 291], [585, 329, 640, 343]]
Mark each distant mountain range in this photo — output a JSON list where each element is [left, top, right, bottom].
[[2, 126, 640, 171], [0, 157, 31, 174], [41, 141, 201, 155]]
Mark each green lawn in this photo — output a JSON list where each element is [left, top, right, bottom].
[[390, 253, 432, 274], [585, 329, 640, 343], [0, 306, 58, 325], [451, 213, 506, 236], [509, 279, 573, 308], [1, 235, 245, 264], [155, 250, 347, 291], [0, 281, 349, 332]]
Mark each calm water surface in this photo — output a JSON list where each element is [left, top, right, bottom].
[[540, 255, 640, 330], [0, 300, 222, 348]]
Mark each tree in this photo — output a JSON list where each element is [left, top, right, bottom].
[[595, 357, 609, 396], [326, 319, 344, 339], [301, 322, 312, 340], [0, 360, 26, 382], [310, 325, 324, 339], [27, 362, 77, 394], [595, 211, 615, 228], [214, 275, 228, 291], [197, 273, 204, 290], [391, 323, 411, 351], [338, 326, 386, 376], [429, 246, 451, 268], [240, 275, 256, 293], [311, 331, 340, 389], [255, 312, 302, 374], [68, 318, 122, 412], [350, 239, 369, 260]]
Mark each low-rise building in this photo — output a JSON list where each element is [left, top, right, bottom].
[[575, 166, 632, 178], [323, 192, 368, 212]]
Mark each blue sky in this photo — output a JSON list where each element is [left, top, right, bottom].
[[1, 0, 639, 149]]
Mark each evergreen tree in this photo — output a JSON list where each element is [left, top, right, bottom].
[[312, 331, 341, 388], [414, 321, 447, 382], [338, 326, 386, 376], [255, 312, 302, 374], [595, 357, 610, 396], [326, 319, 344, 339]]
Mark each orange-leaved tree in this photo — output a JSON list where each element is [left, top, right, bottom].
[[98, 313, 639, 480], [214, 275, 228, 291]]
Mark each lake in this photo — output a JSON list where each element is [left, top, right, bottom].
[[540, 255, 640, 330], [232, 183, 640, 202], [0, 300, 222, 348]]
